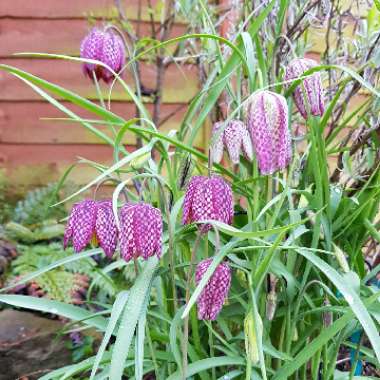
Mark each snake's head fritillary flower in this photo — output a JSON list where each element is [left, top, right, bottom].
[[80, 27, 126, 83], [211, 120, 253, 165], [182, 176, 233, 229], [95, 200, 118, 258], [64, 199, 97, 253], [195, 258, 231, 320], [64, 199, 118, 257], [246, 90, 292, 175], [119, 202, 163, 262], [284, 58, 325, 119]]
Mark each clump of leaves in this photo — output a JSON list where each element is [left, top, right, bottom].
[[66, 332, 95, 363], [6, 243, 95, 303], [12, 183, 66, 226]]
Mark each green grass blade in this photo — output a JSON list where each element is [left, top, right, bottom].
[[0, 295, 108, 331], [135, 292, 150, 380], [272, 293, 380, 380], [0, 64, 125, 124], [109, 257, 158, 379], [295, 248, 380, 362], [90, 291, 130, 379], [14, 74, 116, 147], [166, 356, 245, 380], [0, 249, 101, 293], [54, 141, 155, 206]]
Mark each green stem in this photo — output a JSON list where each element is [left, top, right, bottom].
[[248, 275, 268, 380], [208, 323, 216, 380], [146, 324, 159, 378], [181, 232, 202, 380]]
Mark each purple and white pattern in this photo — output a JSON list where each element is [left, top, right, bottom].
[[195, 258, 231, 320], [182, 176, 234, 229], [284, 58, 325, 119], [246, 90, 292, 175], [80, 27, 126, 83], [95, 200, 118, 258], [64, 199, 118, 257], [119, 202, 163, 262], [211, 120, 253, 165], [64, 199, 97, 253]]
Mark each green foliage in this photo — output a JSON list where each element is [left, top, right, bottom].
[[4, 221, 65, 244], [12, 243, 94, 276], [12, 183, 66, 226], [66, 335, 95, 363], [0, 0, 380, 379], [8, 243, 95, 303]]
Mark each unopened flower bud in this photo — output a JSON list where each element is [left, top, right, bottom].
[[244, 312, 262, 364], [322, 298, 333, 328], [266, 291, 277, 321], [333, 243, 350, 273], [177, 154, 194, 190]]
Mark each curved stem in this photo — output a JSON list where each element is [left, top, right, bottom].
[[93, 177, 129, 202], [92, 71, 106, 109]]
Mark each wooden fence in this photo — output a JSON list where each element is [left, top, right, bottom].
[[0, 0, 370, 192]]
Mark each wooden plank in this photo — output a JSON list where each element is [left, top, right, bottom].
[[0, 59, 199, 103], [0, 0, 369, 20], [0, 101, 196, 145], [0, 143, 117, 187], [0, 0, 167, 21], [340, 0, 372, 17], [0, 18, 186, 58], [308, 20, 356, 54]]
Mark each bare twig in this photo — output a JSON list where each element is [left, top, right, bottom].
[[158, 103, 188, 127], [153, 0, 176, 126]]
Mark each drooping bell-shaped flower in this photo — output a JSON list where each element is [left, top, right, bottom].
[[95, 200, 118, 258], [80, 27, 126, 83], [284, 58, 325, 119], [64, 199, 97, 253], [64, 199, 118, 257], [119, 202, 163, 262], [211, 120, 253, 165], [195, 258, 231, 320], [182, 176, 233, 228], [246, 90, 292, 175]]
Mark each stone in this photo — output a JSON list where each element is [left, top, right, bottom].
[[0, 309, 71, 380]]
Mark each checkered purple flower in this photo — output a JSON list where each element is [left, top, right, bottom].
[[246, 90, 292, 175], [284, 58, 325, 119], [119, 202, 163, 262], [195, 258, 231, 320], [80, 27, 126, 83], [95, 200, 118, 258], [64, 199, 118, 257], [182, 176, 233, 229], [211, 120, 253, 165]]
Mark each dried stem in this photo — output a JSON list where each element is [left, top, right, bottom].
[[153, 0, 176, 126]]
